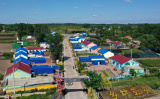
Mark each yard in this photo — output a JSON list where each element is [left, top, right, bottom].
[[96, 69, 115, 77]]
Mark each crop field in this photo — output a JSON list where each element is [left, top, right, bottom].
[[0, 60, 13, 75], [0, 43, 15, 53], [138, 59, 160, 67]]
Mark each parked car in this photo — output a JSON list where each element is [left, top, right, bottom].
[[67, 82, 73, 86]]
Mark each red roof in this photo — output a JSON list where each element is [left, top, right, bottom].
[[82, 40, 91, 45], [113, 41, 121, 45], [5, 62, 31, 76], [109, 54, 131, 64], [27, 47, 44, 50], [124, 36, 132, 39]]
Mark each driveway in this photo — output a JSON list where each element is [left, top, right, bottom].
[[63, 36, 87, 99]]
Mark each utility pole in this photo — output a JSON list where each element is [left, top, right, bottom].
[[13, 68, 16, 99]]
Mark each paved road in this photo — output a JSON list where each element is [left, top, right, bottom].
[[63, 36, 87, 99]]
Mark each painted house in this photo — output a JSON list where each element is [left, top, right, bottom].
[[112, 41, 126, 48], [124, 66, 144, 75], [109, 54, 139, 69], [91, 46, 101, 54], [27, 47, 45, 53], [5, 62, 31, 79], [98, 48, 109, 55], [103, 51, 114, 59], [89, 55, 105, 65]]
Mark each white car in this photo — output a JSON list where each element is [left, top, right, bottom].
[[36, 55, 43, 58]]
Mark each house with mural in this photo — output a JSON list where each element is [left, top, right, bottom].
[[109, 54, 144, 75], [5, 62, 32, 80], [109, 54, 140, 69]]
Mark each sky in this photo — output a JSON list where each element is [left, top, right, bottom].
[[0, 0, 160, 24]]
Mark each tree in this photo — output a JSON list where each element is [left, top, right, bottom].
[[84, 71, 102, 89], [129, 69, 135, 76], [46, 33, 63, 61], [55, 73, 64, 92], [87, 87, 97, 99], [101, 76, 112, 90]]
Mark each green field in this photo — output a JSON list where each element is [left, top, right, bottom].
[[138, 59, 160, 67], [48, 24, 89, 33], [122, 48, 145, 54]]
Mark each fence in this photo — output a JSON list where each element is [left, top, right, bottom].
[[106, 75, 131, 80]]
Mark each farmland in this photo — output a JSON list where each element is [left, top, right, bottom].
[[138, 59, 160, 67]]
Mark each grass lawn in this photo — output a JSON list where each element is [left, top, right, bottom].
[[102, 71, 109, 77], [138, 59, 160, 67]]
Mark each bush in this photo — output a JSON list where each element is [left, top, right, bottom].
[[0, 74, 4, 80], [2, 52, 14, 59]]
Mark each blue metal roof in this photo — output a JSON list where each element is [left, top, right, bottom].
[[91, 46, 98, 50], [89, 55, 105, 59], [14, 57, 29, 65], [79, 57, 91, 60], [15, 47, 27, 53], [15, 51, 28, 57], [40, 42, 46, 44], [70, 36, 75, 38], [98, 48, 109, 54]]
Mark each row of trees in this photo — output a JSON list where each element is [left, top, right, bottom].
[[0, 25, 3, 32], [46, 33, 63, 61]]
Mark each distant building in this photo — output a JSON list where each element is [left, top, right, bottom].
[[112, 41, 126, 48], [105, 39, 112, 43], [122, 36, 132, 40], [90, 55, 105, 65]]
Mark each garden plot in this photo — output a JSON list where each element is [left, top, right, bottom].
[[0, 60, 13, 75], [0, 44, 15, 53]]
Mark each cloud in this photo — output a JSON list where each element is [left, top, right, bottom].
[[92, 15, 98, 17], [1, 3, 6, 5], [73, 7, 78, 8], [124, 0, 132, 3], [32, 12, 38, 14], [92, 5, 103, 7]]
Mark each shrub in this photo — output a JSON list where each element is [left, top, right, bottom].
[[0, 74, 4, 80]]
